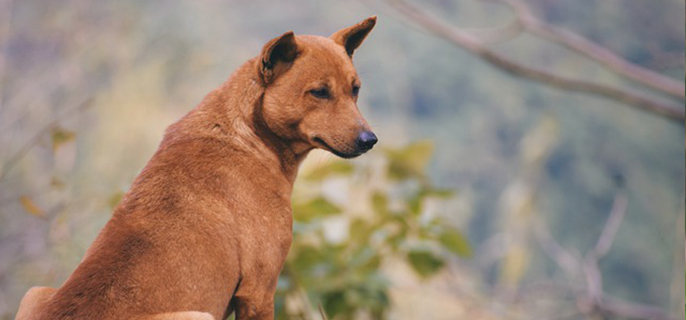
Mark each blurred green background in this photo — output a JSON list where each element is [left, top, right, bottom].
[[0, 0, 683, 319]]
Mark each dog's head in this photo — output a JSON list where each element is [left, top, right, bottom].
[[256, 16, 378, 158]]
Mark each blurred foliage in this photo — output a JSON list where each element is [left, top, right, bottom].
[[277, 142, 469, 319], [50, 127, 75, 153], [18, 196, 45, 218]]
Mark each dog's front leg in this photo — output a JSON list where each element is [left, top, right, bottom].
[[140, 311, 215, 320], [233, 291, 275, 320], [232, 278, 277, 320]]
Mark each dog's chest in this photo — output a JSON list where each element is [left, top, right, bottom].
[[232, 204, 292, 277], [232, 188, 293, 248]]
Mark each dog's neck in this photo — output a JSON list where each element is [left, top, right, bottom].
[[165, 59, 309, 187], [250, 92, 311, 183]]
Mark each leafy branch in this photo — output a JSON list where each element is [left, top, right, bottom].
[[278, 142, 470, 319]]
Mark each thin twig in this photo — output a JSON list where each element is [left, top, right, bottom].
[[460, 19, 524, 45], [281, 263, 317, 320], [532, 222, 580, 276], [0, 97, 94, 181], [534, 192, 677, 319], [599, 294, 677, 320], [385, 0, 685, 121], [488, 0, 685, 99], [318, 303, 329, 320], [581, 256, 603, 305], [582, 193, 628, 303], [590, 193, 628, 259]]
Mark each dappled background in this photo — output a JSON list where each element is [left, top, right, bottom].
[[0, 0, 684, 319]]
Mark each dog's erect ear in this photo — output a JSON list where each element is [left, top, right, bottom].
[[259, 31, 299, 84], [330, 16, 377, 57]]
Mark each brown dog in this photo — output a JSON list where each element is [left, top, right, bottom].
[[16, 16, 378, 320]]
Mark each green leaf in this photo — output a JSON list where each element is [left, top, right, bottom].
[[406, 250, 444, 278], [371, 192, 388, 215], [108, 191, 124, 209], [304, 161, 354, 181], [293, 196, 341, 222], [51, 126, 75, 152], [408, 193, 422, 216], [385, 141, 434, 180], [322, 290, 350, 318], [348, 246, 381, 275], [424, 188, 455, 198], [438, 229, 472, 257], [291, 245, 324, 272], [349, 218, 371, 242], [359, 255, 381, 273]]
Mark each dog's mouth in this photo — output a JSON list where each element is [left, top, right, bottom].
[[313, 137, 362, 159]]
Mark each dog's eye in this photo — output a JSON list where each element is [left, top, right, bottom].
[[309, 87, 331, 99], [352, 85, 360, 97]]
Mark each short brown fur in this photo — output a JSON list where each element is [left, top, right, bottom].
[[16, 16, 378, 320]]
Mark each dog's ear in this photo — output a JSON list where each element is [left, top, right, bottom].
[[330, 16, 377, 57], [259, 31, 299, 84]]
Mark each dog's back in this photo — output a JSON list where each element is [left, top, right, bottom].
[[16, 16, 378, 320], [19, 114, 247, 319]]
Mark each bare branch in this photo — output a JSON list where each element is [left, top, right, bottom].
[[385, 0, 685, 121], [581, 193, 628, 303], [590, 193, 628, 259], [461, 19, 524, 45], [489, 0, 685, 99], [533, 222, 579, 276], [581, 257, 603, 304], [533, 191, 677, 319], [599, 294, 677, 320], [318, 303, 329, 320]]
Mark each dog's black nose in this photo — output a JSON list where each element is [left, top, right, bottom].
[[356, 131, 378, 151]]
